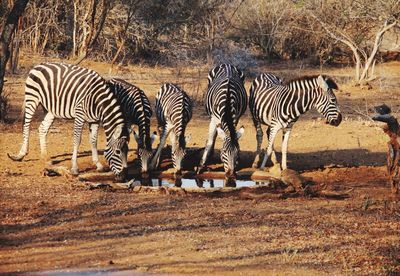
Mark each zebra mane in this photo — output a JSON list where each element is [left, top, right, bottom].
[[285, 75, 338, 89], [107, 78, 152, 149], [222, 85, 239, 143]]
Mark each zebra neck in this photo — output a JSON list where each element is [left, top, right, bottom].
[[139, 127, 151, 149], [287, 80, 320, 115], [221, 85, 237, 140], [96, 93, 125, 141]]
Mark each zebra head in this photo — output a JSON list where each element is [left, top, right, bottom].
[[315, 75, 342, 127], [133, 128, 157, 174], [172, 134, 191, 175], [216, 125, 245, 180], [104, 124, 130, 181]]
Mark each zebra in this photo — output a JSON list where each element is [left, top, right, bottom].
[[92, 78, 156, 174], [249, 73, 342, 170], [150, 83, 192, 176], [7, 62, 130, 181], [198, 64, 247, 181]]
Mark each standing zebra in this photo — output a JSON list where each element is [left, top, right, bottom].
[[7, 62, 129, 181], [198, 64, 247, 181], [93, 78, 156, 174], [150, 83, 192, 175], [249, 73, 342, 170]]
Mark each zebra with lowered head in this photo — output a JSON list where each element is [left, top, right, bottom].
[[150, 83, 192, 176], [198, 64, 247, 182], [97, 78, 157, 174], [249, 73, 342, 170], [7, 62, 130, 181]]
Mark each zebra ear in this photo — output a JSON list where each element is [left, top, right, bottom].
[[236, 126, 245, 139], [216, 125, 226, 139], [150, 131, 158, 145], [317, 75, 330, 92]]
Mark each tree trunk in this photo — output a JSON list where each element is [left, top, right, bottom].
[[309, 11, 398, 85], [111, 4, 135, 66], [9, 17, 23, 74], [359, 20, 397, 82], [0, 0, 29, 120], [74, 0, 109, 64]]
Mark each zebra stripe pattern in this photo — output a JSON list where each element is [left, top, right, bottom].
[[249, 73, 342, 170], [150, 83, 192, 175], [199, 64, 247, 180], [103, 78, 155, 173], [7, 62, 129, 181]]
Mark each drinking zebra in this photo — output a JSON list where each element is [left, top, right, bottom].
[[150, 83, 192, 175], [97, 78, 156, 174], [198, 64, 247, 181], [7, 62, 129, 181], [249, 73, 342, 170]]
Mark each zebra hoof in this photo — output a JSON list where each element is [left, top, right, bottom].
[[70, 168, 79, 176], [96, 163, 104, 172], [196, 166, 206, 175], [174, 175, 182, 187], [7, 153, 24, 161], [141, 172, 150, 179]]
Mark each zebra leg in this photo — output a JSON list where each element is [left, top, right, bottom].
[[169, 131, 178, 165], [150, 125, 170, 170], [199, 117, 218, 170], [70, 117, 85, 175], [267, 127, 278, 165], [169, 133, 179, 172], [169, 132, 177, 152], [281, 128, 292, 170], [38, 113, 55, 165], [252, 120, 263, 168], [260, 126, 280, 169], [8, 99, 40, 161], [89, 123, 104, 171]]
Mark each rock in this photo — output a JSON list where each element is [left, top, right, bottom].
[[281, 169, 306, 190], [263, 163, 281, 178]]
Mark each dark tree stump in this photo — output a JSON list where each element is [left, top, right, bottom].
[[372, 105, 400, 194]]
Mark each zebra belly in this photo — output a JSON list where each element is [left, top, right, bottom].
[[260, 111, 273, 127], [38, 104, 76, 120]]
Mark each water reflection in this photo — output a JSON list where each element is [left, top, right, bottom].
[[137, 177, 266, 189]]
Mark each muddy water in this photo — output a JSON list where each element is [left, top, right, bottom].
[[140, 178, 269, 188]]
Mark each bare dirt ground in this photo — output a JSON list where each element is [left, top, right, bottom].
[[0, 58, 399, 275]]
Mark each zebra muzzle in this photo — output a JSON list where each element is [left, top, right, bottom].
[[329, 113, 342, 127], [225, 172, 237, 187], [225, 170, 237, 181], [114, 168, 128, 182]]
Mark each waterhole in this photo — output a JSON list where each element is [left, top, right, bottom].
[[140, 178, 270, 188]]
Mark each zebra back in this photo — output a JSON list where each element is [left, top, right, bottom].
[[26, 62, 127, 142], [107, 78, 152, 150], [207, 63, 245, 85], [250, 73, 340, 127], [249, 73, 282, 117], [156, 83, 192, 140], [205, 64, 247, 139]]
